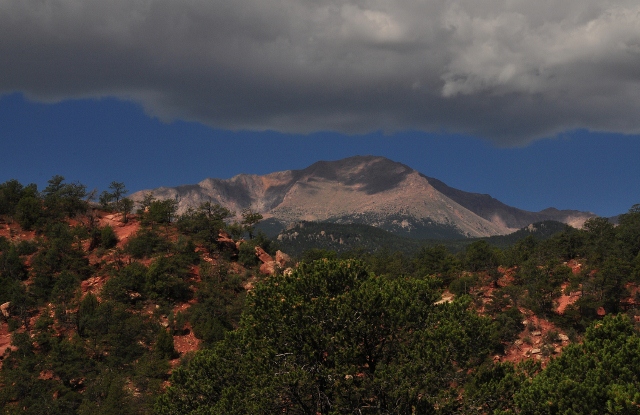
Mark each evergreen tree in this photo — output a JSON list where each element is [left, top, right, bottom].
[[514, 315, 640, 414], [241, 208, 263, 239], [156, 259, 498, 414]]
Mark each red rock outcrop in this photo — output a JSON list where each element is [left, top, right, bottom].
[[255, 246, 277, 275], [255, 246, 273, 263], [217, 230, 238, 254]]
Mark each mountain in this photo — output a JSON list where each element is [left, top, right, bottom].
[[131, 156, 595, 239]]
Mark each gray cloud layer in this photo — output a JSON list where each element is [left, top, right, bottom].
[[2, 0, 640, 144]]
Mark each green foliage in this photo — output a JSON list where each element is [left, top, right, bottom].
[[188, 262, 245, 347], [101, 262, 147, 304], [177, 201, 233, 249], [514, 315, 640, 414], [517, 259, 567, 318], [124, 228, 171, 258], [616, 205, 640, 261], [155, 328, 178, 360], [0, 179, 38, 217], [154, 341, 244, 415], [278, 221, 429, 257], [42, 175, 88, 220], [100, 225, 119, 249], [237, 241, 258, 267], [413, 244, 460, 283], [582, 216, 617, 265], [157, 259, 498, 414], [503, 235, 539, 267], [80, 300, 156, 368], [5, 175, 640, 415], [49, 335, 96, 389], [145, 256, 192, 304], [15, 239, 38, 255], [15, 195, 44, 230], [356, 247, 412, 279], [99, 182, 131, 223], [0, 243, 28, 281], [109, 240, 196, 306], [240, 208, 263, 239], [0, 275, 30, 319], [137, 192, 156, 213], [543, 224, 587, 260], [77, 372, 135, 415], [51, 271, 81, 307], [494, 307, 525, 343], [77, 293, 100, 338], [0, 292, 160, 414], [142, 198, 179, 227], [237, 232, 275, 267], [29, 224, 91, 303], [450, 273, 480, 296], [173, 236, 201, 265], [300, 248, 338, 262], [130, 355, 170, 411], [463, 360, 541, 414], [464, 240, 502, 272]]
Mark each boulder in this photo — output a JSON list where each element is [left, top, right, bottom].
[[217, 231, 238, 254], [259, 261, 277, 275], [275, 250, 291, 267], [255, 248, 292, 276], [0, 302, 10, 318], [255, 246, 274, 264]]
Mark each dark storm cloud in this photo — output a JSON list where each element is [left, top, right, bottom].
[[2, 0, 640, 144]]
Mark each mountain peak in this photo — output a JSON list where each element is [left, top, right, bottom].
[[298, 155, 413, 195], [131, 156, 595, 239]]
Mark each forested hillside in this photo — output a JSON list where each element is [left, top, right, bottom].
[[1, 177, 640, 414], [0, 177, 274, 414], [274, 219, 568, 257]]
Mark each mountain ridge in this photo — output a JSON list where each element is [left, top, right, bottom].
[[132, 155, 595, 239]]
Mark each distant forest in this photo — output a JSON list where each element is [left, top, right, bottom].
[[273, 219, 568, 257], [1, 176, 640, 414]]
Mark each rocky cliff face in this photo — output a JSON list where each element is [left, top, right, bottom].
[[131, 156, 595, 239]]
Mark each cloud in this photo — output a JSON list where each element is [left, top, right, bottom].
[[2, 0, 640, 144]]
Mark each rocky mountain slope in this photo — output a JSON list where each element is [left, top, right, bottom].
[[132, 156, 595, 239]]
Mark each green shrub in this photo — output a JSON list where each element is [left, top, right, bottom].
[[102, 262, 147, 304], [100, 225, 119, 249], [238, 241, 258, 267], [124, 229, 171, 259], [155, 328, 178, 360], [144, 256, 191, 303], [494, 307, 524, 343], [449, 274, 479, 296]]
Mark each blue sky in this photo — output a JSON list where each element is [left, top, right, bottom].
[[2, 93, 638, 218], [2, 1, 640, 218]]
